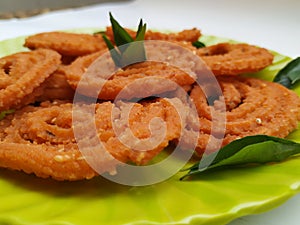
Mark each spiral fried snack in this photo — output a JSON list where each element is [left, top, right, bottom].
[[197, 43, 274, 76], [24, 32, 107, 57], [0, 98, 184, 181], [0, 49, 61, 111], [36, 65, 75, 102], [188, 76, 300, 155], [63, 51, 196, 100]]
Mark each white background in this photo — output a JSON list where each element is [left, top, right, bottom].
[[1, 0, 300, 224]]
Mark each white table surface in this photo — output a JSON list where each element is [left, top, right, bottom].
[[1, 0, 300, 224]]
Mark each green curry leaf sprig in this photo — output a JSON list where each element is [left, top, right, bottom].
[[273, 57, 300, 88], [181, 135, 300, 180], [102, 13, 147, 68]]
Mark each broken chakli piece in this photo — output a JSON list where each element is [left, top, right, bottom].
[[0, 15, 299, 181]]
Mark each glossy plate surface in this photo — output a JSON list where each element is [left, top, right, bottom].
[[0, 30, 299, 225]]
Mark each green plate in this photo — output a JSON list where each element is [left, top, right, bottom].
[[0, 30, 300, 225]]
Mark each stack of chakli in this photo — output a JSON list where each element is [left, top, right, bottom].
[[0, 26, 299, 181]]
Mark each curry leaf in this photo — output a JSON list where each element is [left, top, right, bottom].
[[93, 30, 106, 35], [103, 13, 147, 68], [135, 21, 147, 41], [273, 57, 300, 88], [109, 12, 133, 47], [102, 34, 116, 51], [119, 41, 146, 66], [192, 40, 206, 48], [181, 135, 300, 180], [102, 34, 122, 67]]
